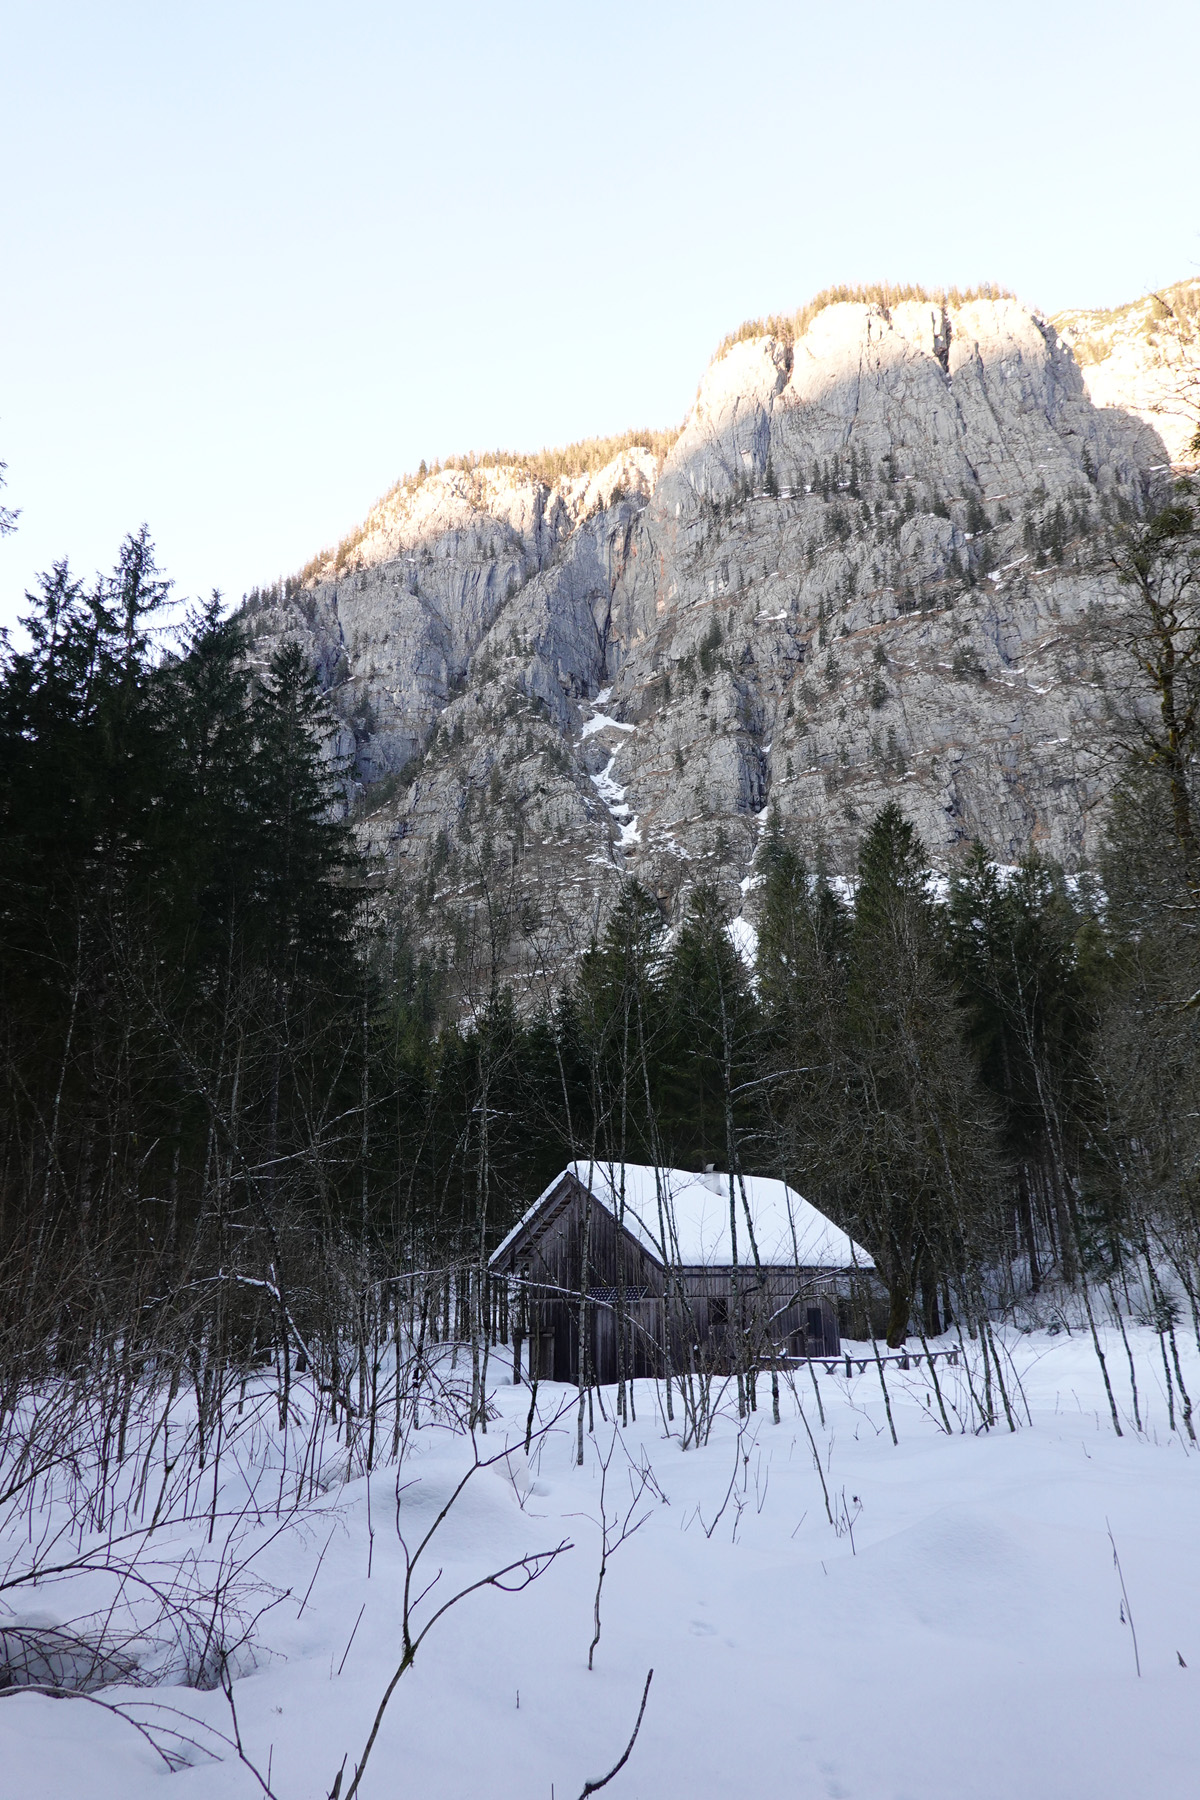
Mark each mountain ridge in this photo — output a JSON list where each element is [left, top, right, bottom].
[[242, 278, 1200, 991]]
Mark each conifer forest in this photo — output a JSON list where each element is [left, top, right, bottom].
[[4, 505, 1199, 1411]]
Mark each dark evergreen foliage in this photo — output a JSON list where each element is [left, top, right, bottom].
[[4, 502, 1200, 1391]]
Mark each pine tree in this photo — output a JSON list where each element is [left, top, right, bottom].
[[948, 846, 1108, 1288], [0, 540, 370, 1387], [844, 807, 999, 1344]]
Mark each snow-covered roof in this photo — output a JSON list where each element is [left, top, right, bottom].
[[490, 1161, 874, 1271]]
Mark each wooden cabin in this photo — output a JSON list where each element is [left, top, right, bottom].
[[489, 1162, 874, 1386]]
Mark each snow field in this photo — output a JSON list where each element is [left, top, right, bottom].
[[2, 1327, 1199, 1800]]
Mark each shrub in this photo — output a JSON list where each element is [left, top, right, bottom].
[[698, 619, 724, 676]]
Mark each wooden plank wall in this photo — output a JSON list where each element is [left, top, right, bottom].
[[496, 1175, 664, 1384]]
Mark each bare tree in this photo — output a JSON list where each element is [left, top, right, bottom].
[[1103, 495, 1200, 910], [580, 1424, 653, 1670], [328, 1428, 573, 1800]]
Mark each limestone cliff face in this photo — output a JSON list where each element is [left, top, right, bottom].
[[1053, 278, 1200, 469], [243, 286, 1195, 987]]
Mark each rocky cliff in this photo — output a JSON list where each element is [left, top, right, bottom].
[[1053, 282, 1200, 467], [243, 280, 1200, 990]]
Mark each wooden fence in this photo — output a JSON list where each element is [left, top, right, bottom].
[[787, 1347, 960, 1377]]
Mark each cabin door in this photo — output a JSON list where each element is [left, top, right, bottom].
[[531, 1330, 556, 1382], [806, 1302, 838, 1356]]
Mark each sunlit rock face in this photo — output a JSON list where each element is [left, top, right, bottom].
[[1053, 278, 1200, 470], [244, 286, 1190, 991]]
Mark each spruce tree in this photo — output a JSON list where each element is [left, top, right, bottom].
[[845, 806, 998, 1344]]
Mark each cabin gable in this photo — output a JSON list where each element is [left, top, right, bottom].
[[492, 1173, 664, 1383]]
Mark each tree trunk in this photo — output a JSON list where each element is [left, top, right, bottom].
[[886, 1282, 911, 1349]]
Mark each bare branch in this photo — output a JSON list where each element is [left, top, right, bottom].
[[575, 1667, 654, 1799]]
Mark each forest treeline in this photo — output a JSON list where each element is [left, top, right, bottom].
[[1, 502, 1198, 1419]]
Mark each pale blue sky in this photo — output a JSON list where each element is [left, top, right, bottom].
[[2, 0, 1197, 630]]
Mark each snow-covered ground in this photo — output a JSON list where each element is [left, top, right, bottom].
[[3, 1326, 1199, 1799]]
